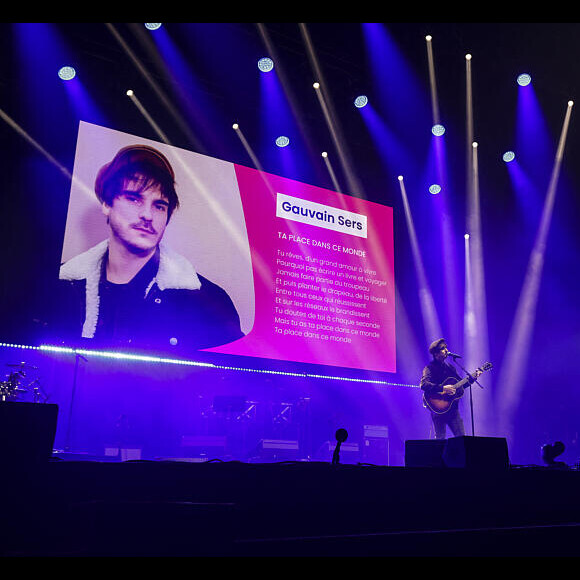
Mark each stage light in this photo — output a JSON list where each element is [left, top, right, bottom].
[[517, 73, 531, 86], [126, 89, 134, 96], [431, 124, 445, 136], [58, 66, 76, 81], [354, 95, 368, 108], [275, 135, 290, 147], [464, 233, 470, 239], [258, 57, 274, 72], [144, 23, 162, 30], [321, 151, 328, 158], [232, 123, 239, 130], [541, 441, 566, 467], [503, 151, 516, 162], [313, 82, 320, 89], [429, 184, 441, 195]]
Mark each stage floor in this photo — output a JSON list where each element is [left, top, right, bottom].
[[2, 456, 580, 556]]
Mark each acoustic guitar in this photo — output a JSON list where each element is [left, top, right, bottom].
[[423, 362, 492, 414]]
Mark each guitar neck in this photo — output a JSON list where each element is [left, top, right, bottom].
[[446, 366, 487, 390], [454, 376, 471, 389]]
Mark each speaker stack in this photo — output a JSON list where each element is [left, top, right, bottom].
[[0, 401, 58, 465], [405, 436, 510, 470]]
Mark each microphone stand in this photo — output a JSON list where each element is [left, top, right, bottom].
[[450, 356, 483, 437], [64, 350, 88, 452], [332, 428, 348, 465]]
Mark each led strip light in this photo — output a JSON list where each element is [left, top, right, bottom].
[[0, 342, 419, 388]]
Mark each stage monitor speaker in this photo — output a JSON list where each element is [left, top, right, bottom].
[[0, 401, 58, 464], [442, 436, 510, 470], [404, 439, 446, 467]]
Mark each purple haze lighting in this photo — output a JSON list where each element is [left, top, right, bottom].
[[258, 57, 311, 179], [516, 78, 552, 174], [358, 103, 416, 178], [505, 156, 542, 228], [14, 24, 76, 133], [361, 23, 431, 144], [13, 24, 109, 140], [496, 101, 574, 445], [147, 23, 227, 154], [397, 176, 442, 342], [423, 130, 462, 350]]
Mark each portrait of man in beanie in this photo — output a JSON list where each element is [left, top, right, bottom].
[[44, 141, 245, 352]]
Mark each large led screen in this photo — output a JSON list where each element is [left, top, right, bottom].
[[52, 122, 395, 373]]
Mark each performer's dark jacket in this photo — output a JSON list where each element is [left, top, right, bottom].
[[420, 358, 463, 397], [40, 240, 244, 352]]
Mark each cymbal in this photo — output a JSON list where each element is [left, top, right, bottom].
[[6, 362, 37, 370]]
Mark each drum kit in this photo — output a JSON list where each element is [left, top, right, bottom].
[[0, 362, 48, 403]]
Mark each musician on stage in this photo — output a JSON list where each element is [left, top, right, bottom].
[[420, 338, 469, 439]]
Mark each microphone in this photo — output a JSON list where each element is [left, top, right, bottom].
[[448, 352, 462, 359]]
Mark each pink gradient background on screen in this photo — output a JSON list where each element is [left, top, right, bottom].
[[206, 164, 396, 374]]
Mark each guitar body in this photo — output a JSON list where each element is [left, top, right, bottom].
[[423, 377, 466, 414], [423, 362, 492, 415]]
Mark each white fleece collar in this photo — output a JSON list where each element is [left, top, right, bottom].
[[59, 240, 201, 338]]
